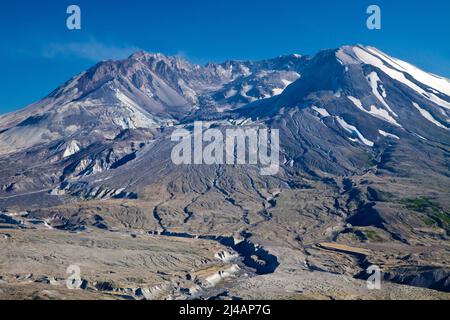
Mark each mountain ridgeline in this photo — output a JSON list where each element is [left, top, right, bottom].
[[0, 45, 449, 202]]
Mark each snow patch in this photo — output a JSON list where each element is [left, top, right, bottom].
[[412, 102, 448, 130], [353, 47, 450, 111], [347, 96, 400, 126], [368, 105, 400, 126], [336, 117, 374, 147], [281, 79, 294, 87], [311, 106, 331, 118], [366, 46, 450, 97], [63, 140, 81, 158], [348, 96, 365, 111], [272, 88, 284, 96], [367, 72, 398, 117], [379, 130, 400, 140], [414, 133, 428, 141], [272, 79, 295, 96]]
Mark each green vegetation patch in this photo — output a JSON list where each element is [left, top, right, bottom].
[[347, 228, 383, 242], [401, 197, 450, 233], [361, 229, 383, 241], [401, 197, 439, 213]]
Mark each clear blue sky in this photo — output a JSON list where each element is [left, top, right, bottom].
[[1, 0, 450, 114]]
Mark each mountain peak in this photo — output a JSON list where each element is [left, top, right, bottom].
[[129, 50, 170, 61]]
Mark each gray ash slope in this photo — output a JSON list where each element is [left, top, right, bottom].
[[0, 45, 450, 295]]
